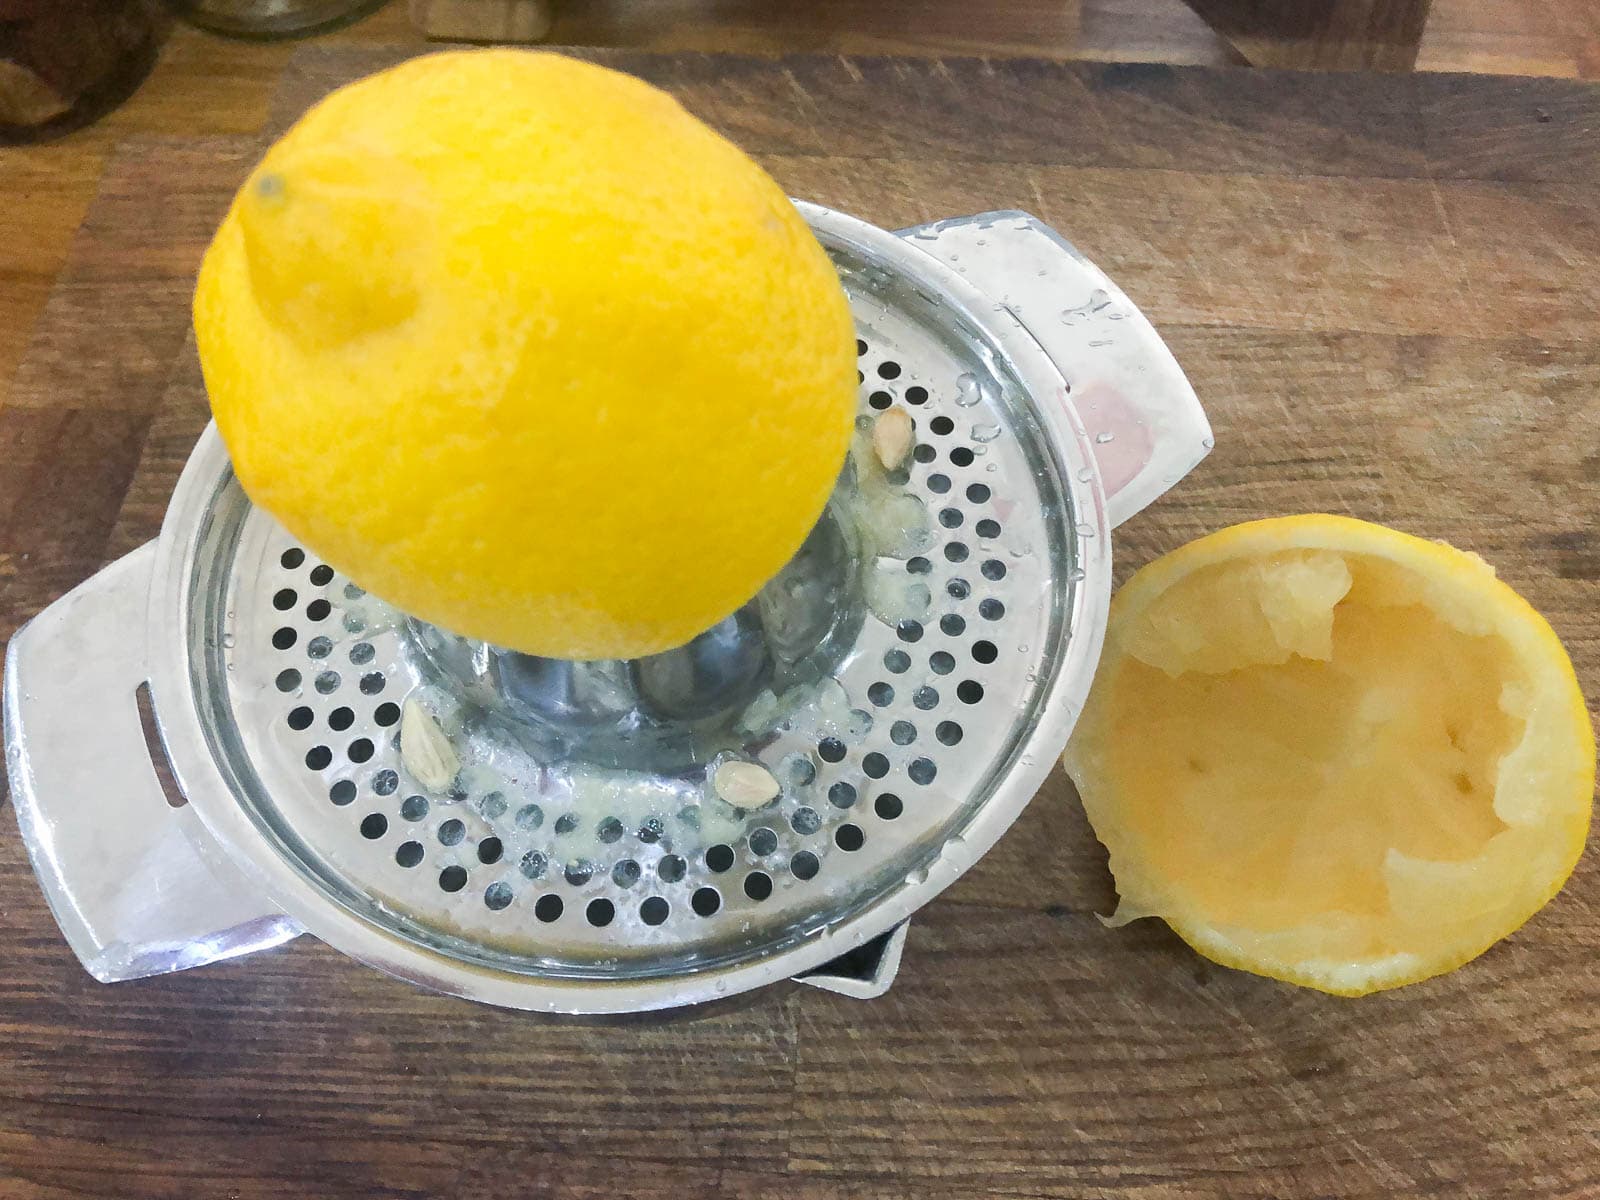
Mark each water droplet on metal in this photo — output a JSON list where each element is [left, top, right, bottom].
[[1060, 288, 1111, 326], [954, 373, 981, 407], [1094, 431, 1114, 444]]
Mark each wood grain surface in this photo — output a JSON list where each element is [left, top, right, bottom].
[[1181, 0, 1434, 70], [2, 48, 1599, 1200], [1, 0, 1592, 417]]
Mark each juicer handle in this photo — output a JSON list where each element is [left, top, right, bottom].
[[2, 542, 301, 983], [897, 211, 1212, 528]]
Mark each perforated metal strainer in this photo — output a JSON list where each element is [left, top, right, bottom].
[[3, 206, 1210, 1013]]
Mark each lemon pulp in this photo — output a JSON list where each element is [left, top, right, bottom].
[[1065, 516, 1594, 995]]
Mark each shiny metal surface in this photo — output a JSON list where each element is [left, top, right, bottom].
[[2, 545, 302, 981], [629, 600, 775, 722], [461, 495, 864, 747], [5, 206, 1209, 1012], [898, 211, 1212, 528]]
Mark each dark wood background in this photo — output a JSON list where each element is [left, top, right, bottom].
[[1, 47, 1598, 1199]]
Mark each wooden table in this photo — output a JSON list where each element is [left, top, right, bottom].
[[2, 47, 1598, 1199]]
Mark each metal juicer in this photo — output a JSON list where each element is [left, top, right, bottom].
[[3, 206, 1210, 1013]]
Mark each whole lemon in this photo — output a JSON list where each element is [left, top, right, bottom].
[[195, 50, 857, 660]]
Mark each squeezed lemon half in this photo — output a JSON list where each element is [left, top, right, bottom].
[[1064, 515, 1594, 996]]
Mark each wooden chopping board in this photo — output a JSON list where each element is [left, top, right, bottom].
[[1, 47, 1597, 1199]]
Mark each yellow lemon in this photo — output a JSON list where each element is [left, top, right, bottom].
[[194, 50, 857, 660], [1063, 515, 1594, 996]]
